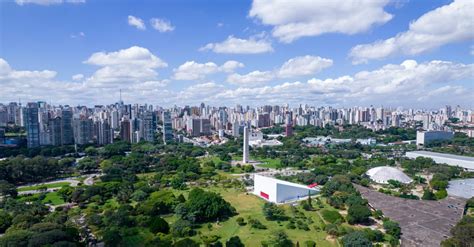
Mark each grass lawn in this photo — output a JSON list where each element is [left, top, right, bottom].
[[17, 182, 71, 192], [258, 157, 282, 169], [42, 192, 65, 205], [19, 191, 65, 206], [190, 186, 337, 247]]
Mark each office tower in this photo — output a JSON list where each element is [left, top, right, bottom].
[[7, 102, 18, 124], [61, 109, 74, 145], [232, 121, 240, 137], [49, 117, 62, 146], [0, 128, 5, 144], [162, 111, 173, 144], [200, 118, 211, 135], [26, 102, 40, 148], [285, 124, 293, 137], [243, 126, 249, 164], [0, 108, 7, 127], [120, 118, 131, 142], [111, 110, 119, 129], [141, 112, 154, 142], [96, 120, 113, 145], [73, 118, 93, 145]]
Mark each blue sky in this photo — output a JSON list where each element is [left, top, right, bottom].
[[0, 0, 473, 108]]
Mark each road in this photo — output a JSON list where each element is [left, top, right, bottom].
[[17, 173, 100, 195]]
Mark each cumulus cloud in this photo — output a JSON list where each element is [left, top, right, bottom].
[[15, 0, 85, 5], [128, 15, 146, 30], [278, 56, 333, 78], [350, 0, 474, 64], [172, 60, 244, 80], [220, 60, 245, 73], [200, 35, 273, 54], [84, 46, 167, 87], [72, 74, 84, 81], [226, 55, 332, 85], [150, 18, 175, 32], [249, 0, 392, 43], [227, 70, 274, 86], [213, 59, 474, 106], [1, 55, 472, 107]]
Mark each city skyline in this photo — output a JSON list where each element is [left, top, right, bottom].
[[1, 0, 473, 107]]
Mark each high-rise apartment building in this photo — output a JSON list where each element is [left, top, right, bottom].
[[243, 126, 249, 164], [26, 102, 40, 148], [61, 108, 74, 145], [162, 111, 173, 144]]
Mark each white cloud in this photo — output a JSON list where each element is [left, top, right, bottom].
[[227, 70, 274, 86], [70, 32, 85, 39], [172, 61, 219, 80], [84, 46, 167, 87], [350, 0, 474, 64], [150, 18, 175, 32], [200, 35, 273, 54], [249, 0, 392, 43], [84, 46, 167, 68], [220, 60, 245, 73], [211, 59, 474, 106], [226, 55, 332, 85], [128, 15, 146, 30], [15, 0, 85, 5], [278, 55, 333, 78], [172, 60, 244, 80], [72, 74, 84, 81]]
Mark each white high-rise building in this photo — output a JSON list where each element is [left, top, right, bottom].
[[243, 126, 249, 164]]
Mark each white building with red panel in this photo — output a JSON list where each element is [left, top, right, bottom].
[[253, 174, 319, 204]]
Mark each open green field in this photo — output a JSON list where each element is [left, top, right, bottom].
[[188, 186, 338, 246], [18, 191, 65, 206], [257, 157, 282, 168], [17, 182, 71, 192]]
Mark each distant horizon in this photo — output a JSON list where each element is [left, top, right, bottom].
[[1, 100, 472, 112], [1, 0, 473, 108]]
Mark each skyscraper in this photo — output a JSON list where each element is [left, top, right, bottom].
[[61, 108, 74, 145], [73, 118, 93, 145], [49, 117, 62, 146], [243, 126, 249, 164], [141, 111, 154, 142], [26, 102, 40, 148], [162, 111, 173, 144], [120, 117, 131, 142]]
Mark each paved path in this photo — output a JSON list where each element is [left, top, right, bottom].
[[17, 173, 100, 195], [355, 184, 466, 247]]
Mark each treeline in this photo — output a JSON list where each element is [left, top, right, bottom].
[[0, 156, 74, 185]]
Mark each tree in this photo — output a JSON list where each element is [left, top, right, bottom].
[[422, 189, 436, 200], [174, 238, 199, 247], [182, 188, 235, 223], [347, 204, 371, 225], [57, 185, 74, 202], [0, 180, 17, 198], [148, 216, 169, 234], [262, 203, 288, 221], [383, 220, 401, 239], [264, 230, 293, 247], [170, 219, 193, 237], [342, 231, 372, 247], [0, 211, 12, 233], [226, 236, 244, 247]]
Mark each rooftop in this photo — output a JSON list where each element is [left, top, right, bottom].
[[407, 151, 474, 162]]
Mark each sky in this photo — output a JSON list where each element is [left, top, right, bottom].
[[0, 0, 473, 108]]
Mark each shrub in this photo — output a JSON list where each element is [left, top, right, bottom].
[[248, 218, 266, 229], [236, 217, 246, 226], [305, 240, 316, 247], [321, 209, 344, 224]]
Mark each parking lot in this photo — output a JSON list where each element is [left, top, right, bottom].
[[355, 184, 466, 247]]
